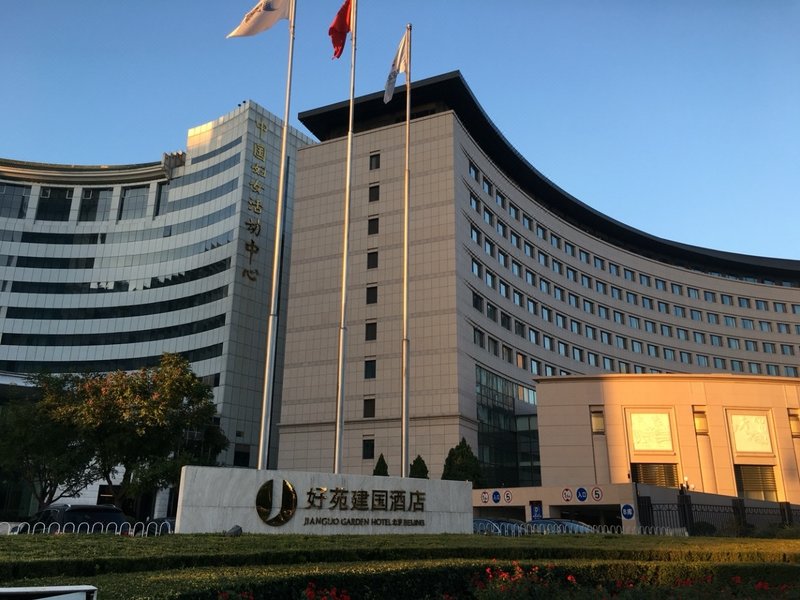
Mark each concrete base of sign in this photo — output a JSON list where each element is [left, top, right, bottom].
[[176, 466, 472, 535]]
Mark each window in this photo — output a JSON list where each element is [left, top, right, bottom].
[[509, 231, 520, 247], [645, 320, 656, 333], [671, 283, 682, 295], [369, 153, 381, 170], [470, 193, 479, 211], [647, 344, 659, 358], [663, 348, 675, 361], [655, 279, 666, 291], [364, 359, 376, 379], [602, 357, 614, 370], [611, 286, 622, 300], [508, 203, 519, 220], [585, 325, 596, 340], [713, 357, 726, 369], [693, 409, 708, 434], [363, 398, 375, 418], [679, 351, 692, 364], [687, 287, 699, 300], [673, 305, 686, 318], [728, 338, 740, 350], [368, 184, 380, 202], [595, 281, 607, 294], [590, 408, 605, 434], [368, 217, 379, 235], [594, 257, 605, 270], [738, 297, 751, 309], [497, 250, 508, 267], [642, 297, 653, 310], [468, 161, 479, 180], [710, 335, 722, 347], [756, 299, 768, 311], [366, 286, 378, 304], [734, 465, 777, 502], [731, 360, 744, 372], [598, 305, 609, 319], [564, 241, 575, 256], [626, 292, 638, 305], [78, 188, 112, 222], [615, 335, 627, 350], [471, 258, 481, 278], [366, 251, 378, 269], [500, 312, 511, 330], [516, 352, 527, 369], [362, 438, 375, 460], [629, 316, 640, 329], [690, 309, 702, 321], [660, 324, 672, 337], [790, 409, 800, 437], [624, 268, 635, 281], [759, 321, 772, 332], [37, 187, 73, 221], [639, 274, 651, 287], [496, 192, 506, 208], [707, 313, 719, 325], [482, 177, 493, 196], [365, 321, 377, 341], [781, 344, 794, 356], [579, 250, 590, 264], [483, 208, 494, 225], [657, 301, 669, 314], [693, 332, 706, 344], [118, 185, 149, 220], [496, 221, 507, 238], [697, 355, 709, 367], [763, 342, 776, 354], [631, 463, 679, 487], [631, 340, 643, 354], [748, 362, 761, 374], [725, 316, 737, 327], [485, 270, 495, 288], [587, 352, 598, 366], [745, 340, 757, 351], [677, 328, 689, 341], [609, 263, 619, 276]]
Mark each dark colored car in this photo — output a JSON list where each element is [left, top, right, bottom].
[[11, 503, 131, 534]]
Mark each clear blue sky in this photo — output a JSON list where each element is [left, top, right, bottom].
[[3, 1, 798, 259]]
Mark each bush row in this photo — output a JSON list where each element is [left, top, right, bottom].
[[11, 559, 800, 600]]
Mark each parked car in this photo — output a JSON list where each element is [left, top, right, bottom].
[[527, 518, 594, 534], [11, 504, 131, 534]]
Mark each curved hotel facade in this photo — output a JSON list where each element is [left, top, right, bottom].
[[0, 101, 311, 472], [279, 72, 800, 488]]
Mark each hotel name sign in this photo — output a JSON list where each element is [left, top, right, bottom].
[[256, 479, 427, 530]]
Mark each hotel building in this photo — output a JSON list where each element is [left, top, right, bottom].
[[0, 101, 311, 480], [279, 72, 800, 488]]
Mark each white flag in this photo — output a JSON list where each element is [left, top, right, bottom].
[[227, 0, 290, 38], [384, 30, 409, 103]]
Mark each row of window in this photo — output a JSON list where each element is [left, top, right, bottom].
[[471, 319, 799, 378], [469, 254, 799, 367], [470, 218, 800, 326], [1, 314, 226, 348], [0, 166, 239, 223], [9, 258, 231, 295], [467, 158, 798, 289]]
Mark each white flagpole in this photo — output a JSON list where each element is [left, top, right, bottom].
[[258, 0, 297, 470], [334, 0, 358, 474], [400, 24, 412, 477]]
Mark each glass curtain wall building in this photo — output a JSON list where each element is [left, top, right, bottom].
[[279, 72, 800, 487], [0, 101, 311, 476]]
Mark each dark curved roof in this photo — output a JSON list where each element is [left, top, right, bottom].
[[299, 71, 799, 284]]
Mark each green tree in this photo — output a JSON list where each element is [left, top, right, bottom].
[[0, 396, 101, 510], [441, 437, 483, 487], [409, 455, 429, 479], [41, 353, 228, 508], [373, 453, 389, 476]]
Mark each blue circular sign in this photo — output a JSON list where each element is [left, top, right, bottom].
[[621, 504, 635, 520], [492, 491, 501, 504], [576, 487, 588, 502]]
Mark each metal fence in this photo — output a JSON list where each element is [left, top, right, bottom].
[[639, 494, 798, 537], [0, 520, 173, 536]]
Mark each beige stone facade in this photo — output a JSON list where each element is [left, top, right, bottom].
[[536, 374, 800, 503]]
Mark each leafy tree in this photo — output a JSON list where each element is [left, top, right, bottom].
[[441, 437, 483, 487], [409, 455, 429, 479], [373, 453, 389, 476], [0, 397, 100, 510], [40, 353, 228, 507]]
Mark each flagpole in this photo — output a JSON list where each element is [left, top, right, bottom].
[[258, 0, 297, 471], [334, 0, 357, 474], [400, 24, 412, 478]]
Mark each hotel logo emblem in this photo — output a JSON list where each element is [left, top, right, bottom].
[[255, 479, 297, 526]]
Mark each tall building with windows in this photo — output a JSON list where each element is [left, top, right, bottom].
[[278, 72, 800, 487], [0, 101, 311, 472]]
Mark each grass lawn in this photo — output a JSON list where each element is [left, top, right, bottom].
[[3, 533, 800, 599]]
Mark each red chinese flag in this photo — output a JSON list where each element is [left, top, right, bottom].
[[328, 0, 352, 59]]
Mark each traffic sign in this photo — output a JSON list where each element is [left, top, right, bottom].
[[591, 487, 603, 502], [481, 491, 489, 504], [576, 487, 588, 502], [492, 491, 501, 504], [561, 488, 573, 502], [503, 490, 513, 503], [621, 503, 635, 520]]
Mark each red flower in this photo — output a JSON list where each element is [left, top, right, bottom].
[[755, 581, 769, 591], [567, 574, 577, 585], [731, 576, 742, 585]]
